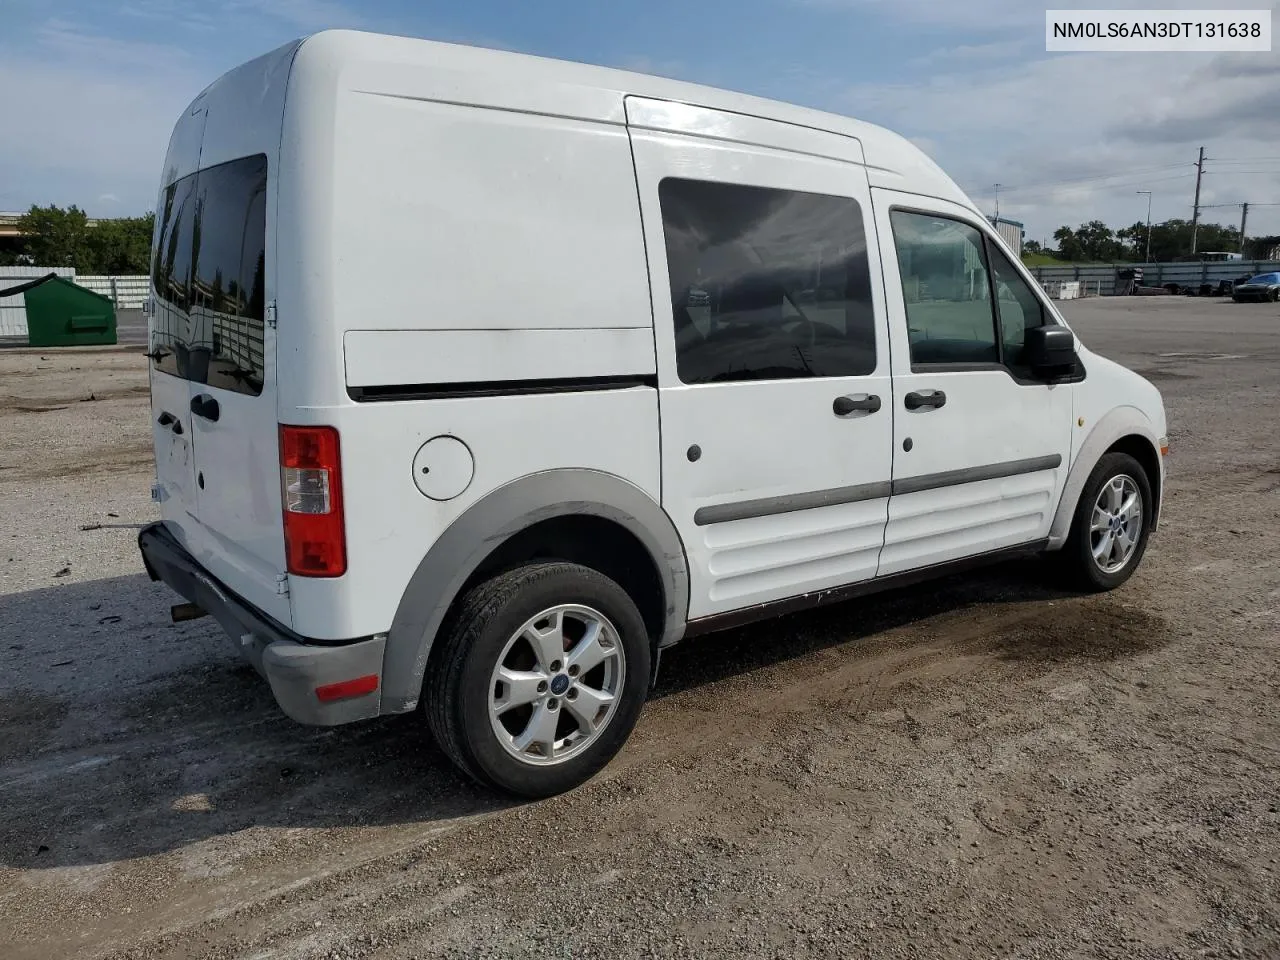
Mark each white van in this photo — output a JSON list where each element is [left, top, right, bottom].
[[139, 30, 1168, 797]]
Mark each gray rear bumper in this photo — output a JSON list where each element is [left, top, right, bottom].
[[138, 522, 386, 726]]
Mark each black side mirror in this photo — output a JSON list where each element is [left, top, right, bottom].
[[1025, 324, 1077, 376]]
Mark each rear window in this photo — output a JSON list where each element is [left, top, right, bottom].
[[150, 154, 268, 396]]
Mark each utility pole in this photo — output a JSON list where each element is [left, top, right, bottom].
[[993, 183, 1001, 221], [1239, 202, 1249, 255], [1190, 145, 1205, 254], [1136, 190, 1153, 263]]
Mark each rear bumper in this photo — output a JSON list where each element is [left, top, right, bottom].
[[137, 522, 385, 726]]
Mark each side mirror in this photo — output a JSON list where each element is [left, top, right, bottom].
[[1025, 324, 1077, 375]]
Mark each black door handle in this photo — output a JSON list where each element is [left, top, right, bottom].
[[904, 390, 947, 411], [190, 394, 220, 422], [156, 411, 184, 434], [833, 394, 882, 417]]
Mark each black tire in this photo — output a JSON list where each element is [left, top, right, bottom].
[[1269, 289, 1279, 302], [1059, 452, 1153, 592], [424, 561, 651, 798]]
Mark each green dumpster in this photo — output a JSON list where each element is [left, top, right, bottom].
[[0, 273, 119, 347], [24, 275, 117, 347]]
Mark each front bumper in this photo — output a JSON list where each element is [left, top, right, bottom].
[[137, 522, 385, 726]]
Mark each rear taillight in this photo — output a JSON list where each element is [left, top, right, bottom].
[[279, 425, 346, 577]]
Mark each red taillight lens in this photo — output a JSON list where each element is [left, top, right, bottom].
[[279, 425, 346, 577]]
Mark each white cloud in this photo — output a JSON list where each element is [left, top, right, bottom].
[[799, 0, 1280, 236], [840, 43, 1280, 239]]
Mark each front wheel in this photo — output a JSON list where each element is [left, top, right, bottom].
[[1060, 452, 1153, 591], [425, 562, 651, 798]]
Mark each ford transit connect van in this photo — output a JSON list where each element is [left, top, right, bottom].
[[138, 29, 1168, 797]]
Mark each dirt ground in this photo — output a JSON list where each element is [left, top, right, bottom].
[[2, 295, 1279, 960]]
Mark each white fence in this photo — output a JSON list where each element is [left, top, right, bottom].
[[1029, 260, 1280, 297], [77, 275, 150, 310], [0, 266, 76, 339]]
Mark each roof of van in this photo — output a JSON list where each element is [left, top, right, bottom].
[[281, 29, 975, 210]]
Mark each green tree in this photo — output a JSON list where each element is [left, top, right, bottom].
[[1075, 220, 1126, 261], [1052, 226, 1082, 261], [1116, 221, 1149, 261], [16, 204, 92, 267], [85, 214, 155, 274], [7, 205, 155, 272]]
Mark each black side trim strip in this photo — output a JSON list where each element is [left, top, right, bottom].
[[694, 481, 893, 526], [892, 454, 1062, 497], [349, 374, 657, 403], [683, 539, 1049, 638]]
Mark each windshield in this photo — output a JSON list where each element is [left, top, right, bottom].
[[1246, 273, 1280, 284], [150, 154, 268, 396]]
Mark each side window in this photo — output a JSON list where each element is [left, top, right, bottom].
[[890, 210, 997, 366], [988, 246, 1045, 374], [658, 178, 876, 384], [187, 155, 268, 396], [150, 175, 198, 382]]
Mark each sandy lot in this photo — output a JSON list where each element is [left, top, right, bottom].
[[1, 296, 1279, 960]]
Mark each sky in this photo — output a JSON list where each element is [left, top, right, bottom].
[[1, 0, 1278, 242]]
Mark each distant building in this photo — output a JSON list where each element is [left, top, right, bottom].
[[988, 216, 1024, 257]]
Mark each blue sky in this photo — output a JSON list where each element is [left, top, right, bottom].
[[1, 0, 1278, 239]]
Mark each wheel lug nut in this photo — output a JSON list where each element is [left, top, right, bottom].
[[567, 688, 578, 700], [548, 698, 558, 710], [568, 664, 580, 677], [537, 681, 548, 693], [550, 660, 562, 672]]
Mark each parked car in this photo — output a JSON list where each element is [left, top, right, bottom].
[[138, 29, 1169, 798], [1232, 272, 1280, 302]]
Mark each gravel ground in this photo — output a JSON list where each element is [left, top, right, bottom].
[[1, 296, 1279, 960]]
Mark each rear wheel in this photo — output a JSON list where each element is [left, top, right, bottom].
[[1270, 289, 1279, 302], [425, 562, 651, 797], [1060, 452, 1153, 591]]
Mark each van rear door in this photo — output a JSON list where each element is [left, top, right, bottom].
[[150, 154, 288, 624], [184, 155, 291, 619], [147, 43, 299, 626]]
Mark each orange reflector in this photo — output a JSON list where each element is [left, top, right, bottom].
[[315, 674, 379, 703]]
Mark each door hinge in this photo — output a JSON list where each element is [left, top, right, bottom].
[[275, 573, 290, 596], [151, 483, 166, 503], [266, 300, 278, 329]]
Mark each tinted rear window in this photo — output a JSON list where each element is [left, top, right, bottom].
[[658, 178, 876, 384], [151, 154, 267, 396]]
